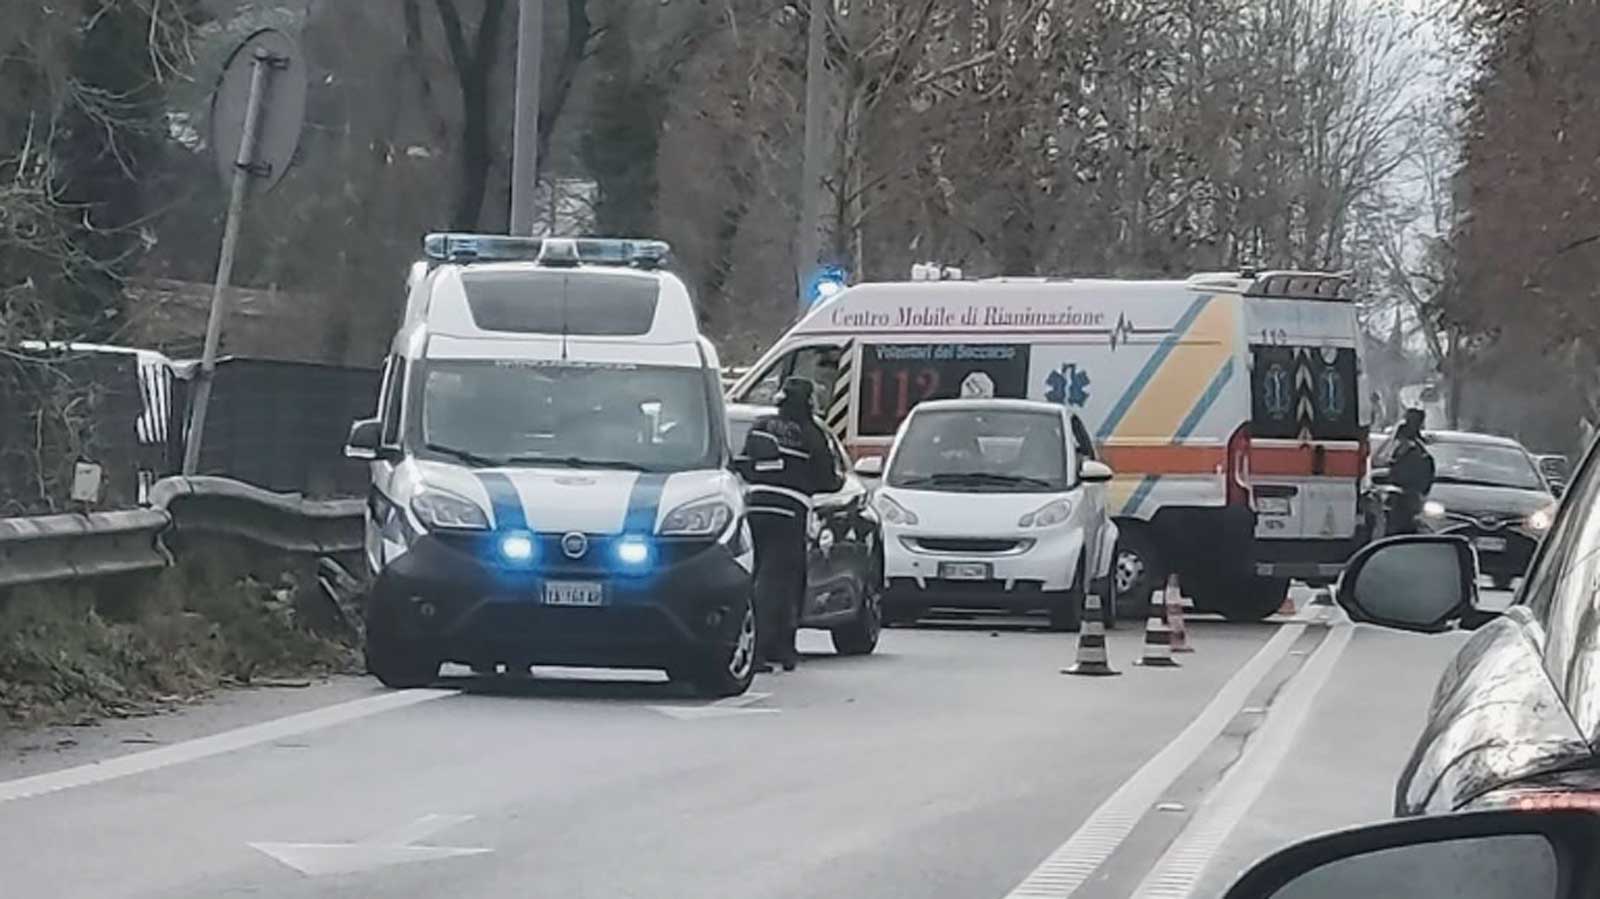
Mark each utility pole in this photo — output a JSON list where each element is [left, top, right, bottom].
[[510, 0, 543, 237], [795, 0, 829, 305]]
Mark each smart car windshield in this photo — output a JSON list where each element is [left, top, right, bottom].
[[417, 360, 717, 472], [888, 408, 1069, 492]]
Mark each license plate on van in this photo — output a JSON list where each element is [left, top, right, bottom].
[[1257, 496, 1292, 516], [939, 562, 991, 581], [542, 580, 606, 607], [1474, 536, 1507, 553]]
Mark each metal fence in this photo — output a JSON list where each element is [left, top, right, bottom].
[[184, 358, 379, 498]]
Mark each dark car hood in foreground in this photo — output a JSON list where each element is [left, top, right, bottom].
[[1397, 609, 1591, 816], [1427, 481, 1553, 518]]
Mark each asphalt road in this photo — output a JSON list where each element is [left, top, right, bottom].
[[0, 593, 1483, 899]]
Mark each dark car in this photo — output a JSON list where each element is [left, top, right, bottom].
[[1336, 430, 1600, 817], [726, 403, 884, 655], [1366, 429, 1557, 589]]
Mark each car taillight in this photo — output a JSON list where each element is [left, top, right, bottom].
[[1480, 790, 1600, 812], [1226, 422, 1251, 508]]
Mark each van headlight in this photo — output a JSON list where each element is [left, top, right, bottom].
[[874, 493, 919, 526], [660, 498, 733, 537], [1527, 507, 1554, 532], [1019, 498, 1073, 528], [411, 488, 490, 530], [1422, 499, 1447, 519]]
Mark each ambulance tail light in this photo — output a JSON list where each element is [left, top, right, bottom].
[[1227, 423, 1252, 508]]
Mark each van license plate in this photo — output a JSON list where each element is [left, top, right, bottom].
[[939, 562, 991, 581], [1474, 536, 1507, 553], [1257, 497, 1292, 516], [542, 581, 606, 607]]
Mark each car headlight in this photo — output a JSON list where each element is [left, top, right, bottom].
[[1019, 498, 1073, 528], [874, 493, 919, 526], [1422, 499, 1447, 518], [1528, 507, 1554, 532], [660, 498, 733, 537], [411, 488, 490, 530]]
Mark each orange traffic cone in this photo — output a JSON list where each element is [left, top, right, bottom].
[[1136, 587, 1180, 667], [1063, 590, 1120, 677], [1165, 574, 1193, 653], [1276, 593, 1297, 617]]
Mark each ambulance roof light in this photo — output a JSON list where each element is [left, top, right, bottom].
[[421, 233, 673, 270], [1245, 271, 1354, 302]]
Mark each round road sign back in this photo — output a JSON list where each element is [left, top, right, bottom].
[[209, 28, 307, 194]]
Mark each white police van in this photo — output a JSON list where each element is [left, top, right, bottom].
[[345, 234, 757, 696]]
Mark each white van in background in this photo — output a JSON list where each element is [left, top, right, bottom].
[[728, 271, 1370, 621]]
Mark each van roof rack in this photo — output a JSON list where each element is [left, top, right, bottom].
[[421, 233, 672, 270], [1245, 271, 1354, 301]]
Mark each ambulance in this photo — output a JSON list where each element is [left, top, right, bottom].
[[727, 271, 1369, 621], [347, 234, 758, 696]]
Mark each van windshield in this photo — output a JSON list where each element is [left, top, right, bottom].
[[416, 360, 717, 472], [888, 408, 1070, 492]]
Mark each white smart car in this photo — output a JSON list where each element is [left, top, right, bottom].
[[863, 399, 1118, 631]]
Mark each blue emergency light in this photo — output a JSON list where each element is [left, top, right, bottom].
[[804, 264, 849, 306], [614, 535, 652, 568], [422, 233, 672, 270]]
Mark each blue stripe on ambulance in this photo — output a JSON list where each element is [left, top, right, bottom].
[[1096, 294, 1213, 442], [1117, 356, 1236, 517]]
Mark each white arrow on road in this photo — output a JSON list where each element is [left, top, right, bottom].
[[649, 691, 778, 720], [251, 813, 491, 876]]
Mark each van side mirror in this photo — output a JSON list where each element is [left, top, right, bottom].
[[345, 418, 395, 462], [1080, 460, 1114, 484], [853, 456, 884, 477], [1335, 535, 1481, 633]]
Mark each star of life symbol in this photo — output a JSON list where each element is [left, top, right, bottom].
[[1046, 363, 1092, 408], [1263, 365, 1292, 419]]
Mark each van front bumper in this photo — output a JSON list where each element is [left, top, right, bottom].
[[368, 531, 753, 669]]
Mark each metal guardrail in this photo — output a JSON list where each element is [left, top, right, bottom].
[[151, 477, 363, 555], [0, 477, 364, 590], [0, 509, 172, 589]]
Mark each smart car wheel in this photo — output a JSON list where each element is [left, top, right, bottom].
[[831, 561, 883, 656]]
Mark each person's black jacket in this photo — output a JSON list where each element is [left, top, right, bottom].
[[1389, 434, 1435, 496], [740, 412, 842, 519]]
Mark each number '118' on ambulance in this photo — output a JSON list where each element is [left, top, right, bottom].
[[728, 271, 1369, 622]]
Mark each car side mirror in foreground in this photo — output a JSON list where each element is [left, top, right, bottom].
[[853, 455, 885, 477], [1335, 535, 1480, 633], [344, 418, 383, 461], [1223, 809, 1600, 899], [1080, 460, 1114, 484]]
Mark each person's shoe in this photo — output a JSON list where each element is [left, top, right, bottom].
[[752, 660, 774, 674], [780, 656, 799, 672]]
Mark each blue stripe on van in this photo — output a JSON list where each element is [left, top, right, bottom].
[[1120, 475, 1161, 517], [475, 473, 528, 530], [623, 473, 669, 533], [1095, 294, 1213, 441], [1174, 357, 1236, 439]]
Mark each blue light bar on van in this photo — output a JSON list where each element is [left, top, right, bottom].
[[421, 233, 672, 269]]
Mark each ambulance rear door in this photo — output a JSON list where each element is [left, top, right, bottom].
[[1243, 275, 1365, 543]]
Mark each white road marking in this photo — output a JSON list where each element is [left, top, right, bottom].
[[1131, 621, 1354, 898], [1002, 623, 1306, 898], [649, 691, 778, 720], [251, 813, 490, 876], [0, 689, 453, 805]]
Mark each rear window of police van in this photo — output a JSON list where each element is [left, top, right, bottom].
[[460, 270, 659, 335]]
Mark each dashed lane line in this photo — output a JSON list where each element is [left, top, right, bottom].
[[1002, 622, 1306, 898]]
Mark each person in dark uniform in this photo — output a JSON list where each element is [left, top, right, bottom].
[[1386, 407, 1435, 535], [739, 377, 842, 672]]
